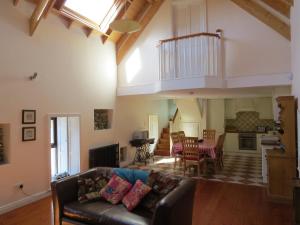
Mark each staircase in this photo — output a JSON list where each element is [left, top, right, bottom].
[[154, 127, 170, 156]]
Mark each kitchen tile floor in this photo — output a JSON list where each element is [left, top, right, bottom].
[[127, 154, 264, 187]]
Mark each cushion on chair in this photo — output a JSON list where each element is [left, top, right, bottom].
[[122, 180, 152, 211], [100, 175, 132, 204]]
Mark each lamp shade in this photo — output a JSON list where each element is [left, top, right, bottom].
[[109, 18, 141, 33]]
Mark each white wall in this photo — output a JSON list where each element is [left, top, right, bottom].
[[291, 1, 300, 105], [118, 0, 291, 90], [207, 99, 225, 136], [207, 0, 290, 77], [0, 1, 117, 207], [113, 96, 169, 166]]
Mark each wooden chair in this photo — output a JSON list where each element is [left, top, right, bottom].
[[183, 137, 204, 176], [203, 129, 216, 142], [178, 131, 185, 141], [207, 133, 226, 171], [171, 132, 182, 169]]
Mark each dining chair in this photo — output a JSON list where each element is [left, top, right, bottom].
[[183, 137, 204, 176], [171, 132, 182, 169], [178, 131, 185, 141], [210, 133, 226, 170], [203, 129, 216, 142]]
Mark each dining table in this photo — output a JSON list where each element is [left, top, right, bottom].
[[172, 140, 217, 159]]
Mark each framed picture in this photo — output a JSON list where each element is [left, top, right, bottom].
[[22, 127, 36, 141], [22, 110, 36, 124]]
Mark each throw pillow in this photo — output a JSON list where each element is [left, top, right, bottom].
[[100, 175, 132, 204], [112, 168, 149, 184], [140, 171, 181, 212], [78, 175, 108, 203], [122, 179, 151, 211]]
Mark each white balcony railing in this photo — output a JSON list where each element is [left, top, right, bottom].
[[159, 32, 222, 80]]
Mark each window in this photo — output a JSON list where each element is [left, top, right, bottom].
[[50, 116, 80, 180], [64, 0, 123, 33]]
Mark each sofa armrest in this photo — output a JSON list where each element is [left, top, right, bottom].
[[151, 178, 197, 225], [51, 168, 98, 225]]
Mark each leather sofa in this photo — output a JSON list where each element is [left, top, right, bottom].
[[51, 167, 196, 225]]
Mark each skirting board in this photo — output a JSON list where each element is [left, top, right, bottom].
[[0, 190, 51, 215]]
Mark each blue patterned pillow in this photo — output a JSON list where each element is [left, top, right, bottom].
[[112, 168, 149, 184]]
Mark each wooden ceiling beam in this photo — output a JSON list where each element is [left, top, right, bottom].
[[102, 1, 131, 44], [13, 0, 21, 6], [231, 0, 290, 40], [53, 0, 66, 10], [29, 0, 53, 36], [116, 0, 164, 64], [260, 0, 290, 18]]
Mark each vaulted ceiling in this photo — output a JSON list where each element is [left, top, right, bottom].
[[231, 0, 293, 40], [13, 0, 292, 65], [13, 0, 164, 64]]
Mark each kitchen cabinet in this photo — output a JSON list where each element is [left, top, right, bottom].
[[225, 99, 237, 119], [254, 97, 273, 119], [224, 133, 239, 152], [225, 97, 273, 119]]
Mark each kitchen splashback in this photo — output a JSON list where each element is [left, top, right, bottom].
[[225, 111, 274, 132]]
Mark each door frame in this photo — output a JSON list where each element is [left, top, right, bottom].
[[47, 113, 81, 183]]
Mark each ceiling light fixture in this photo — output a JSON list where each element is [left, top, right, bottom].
[[109, 0, 141, 33]]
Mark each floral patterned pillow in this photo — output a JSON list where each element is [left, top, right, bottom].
[[100, 175, 132, 204], [122, 180, 151, 211], [78, 175, 109, 203]]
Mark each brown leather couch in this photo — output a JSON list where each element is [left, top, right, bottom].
[[51, 167, 196, 225]]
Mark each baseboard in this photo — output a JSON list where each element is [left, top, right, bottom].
[[0, 190, 51, 215]]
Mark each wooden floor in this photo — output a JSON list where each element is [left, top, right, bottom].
[[0, 180, 293, 225]]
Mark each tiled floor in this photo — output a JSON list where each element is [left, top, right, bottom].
[[127, 154, 264, 187]]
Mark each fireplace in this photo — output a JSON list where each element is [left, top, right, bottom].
[[89, 144, 119, 168], [239, 133, 257, 150]]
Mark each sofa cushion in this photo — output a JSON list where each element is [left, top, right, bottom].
[[63, 201, 151, 225], [112, 168, 150, 184], [63, 200, 114, 225], [99, 204, 152, 225], [78, 175, 109, 203], [140, 171, 181, 212], [122, 180, 152, 211], [100, 175, 132, 204]]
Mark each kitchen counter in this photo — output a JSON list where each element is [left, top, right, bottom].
[[225, 130, 268, 134]]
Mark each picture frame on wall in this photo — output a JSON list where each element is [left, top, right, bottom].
[[22, 127, 36, 141], [22, 110, 36, 124]]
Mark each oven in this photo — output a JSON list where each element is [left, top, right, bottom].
[[239, 133, 257, 150]]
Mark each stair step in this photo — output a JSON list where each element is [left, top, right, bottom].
[[159, 139, 169, 144], [157, 143, 170, 149], [154, 150, 170, 156], [163, 128, 170, 133], [162, 133, 169, 139]]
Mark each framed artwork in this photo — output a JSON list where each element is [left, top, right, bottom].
[[22, 127, 36, 141], [22, 110, 36, 124]]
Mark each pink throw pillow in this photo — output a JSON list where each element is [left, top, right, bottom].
[[100, 175, 132, 204], [122, 179, 152, 211]]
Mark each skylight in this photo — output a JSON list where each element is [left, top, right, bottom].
[[64, 0, 118, 32]]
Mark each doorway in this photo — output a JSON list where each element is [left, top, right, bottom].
[[50, 115, 80, 180], [148, 115, 159, 153]]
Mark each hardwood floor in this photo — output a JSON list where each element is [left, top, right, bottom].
[[0, 180, 293, 225]]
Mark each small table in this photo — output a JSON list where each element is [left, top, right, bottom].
[[130, 138, 155, 164]]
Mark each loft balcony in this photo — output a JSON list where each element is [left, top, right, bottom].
[[159, 32, 223, 91]]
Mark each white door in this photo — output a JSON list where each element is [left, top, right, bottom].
[[149, 115, 159, 153]]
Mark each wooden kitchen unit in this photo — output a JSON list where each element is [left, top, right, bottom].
[[267, 96, 297, 202]]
